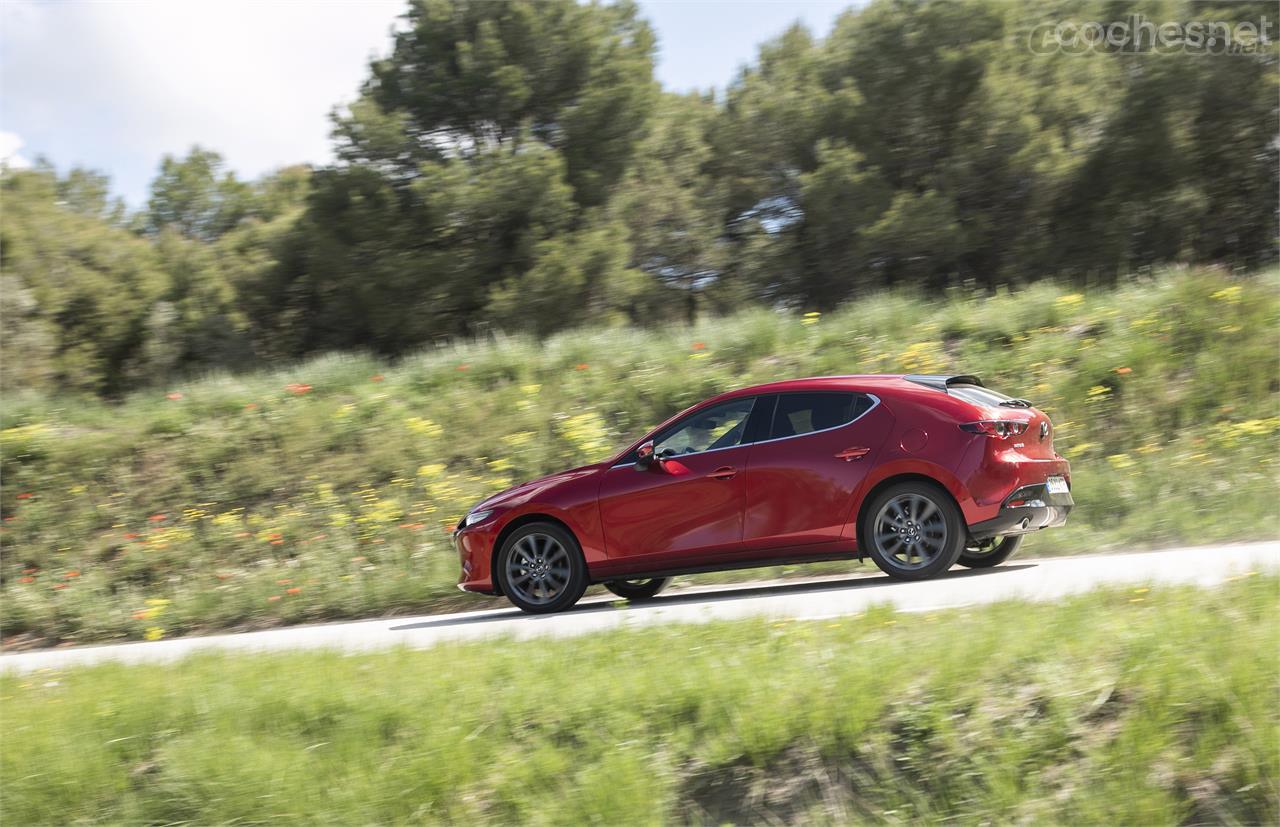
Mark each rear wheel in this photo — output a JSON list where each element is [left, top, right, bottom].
[[861, 482, 965, 580], [957, 535, 1023, 569], [604, 578, 670, 601], [495, 522, 588, 614]]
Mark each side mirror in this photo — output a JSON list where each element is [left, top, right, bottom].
[[635, 440, 656, 470]]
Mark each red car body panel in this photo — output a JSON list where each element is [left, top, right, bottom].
[[454, 375, 1073, 594], [597, 443, 753, 565], [741, 400, 894, 549]]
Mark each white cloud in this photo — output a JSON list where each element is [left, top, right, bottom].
[[0, 131, 33, 169], [1, 0, 404, 203]]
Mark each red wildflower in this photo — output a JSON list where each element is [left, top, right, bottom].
[[124, 532, 140, 540], [149, 514, 167, 523], [371, 374, 384, 382], [270, 540, 284, 546], [1115, 366, 1132, 375], [132, 611, 148, 620], [16, 493, 33, 500], [64, 570, 80, 578], [267, 595, 281, 602], [277, 579, 292, 585], [285, 383, 312, 395], [244, 403, 258, 411], [286, 587, 302, 595], [575, 363, 589, 371], [18, 576, 34, 584], [456, 364, 470, 372], [692, 342, 706, 351], [53, 583, 67, 590], [166, 391, 183, 401]]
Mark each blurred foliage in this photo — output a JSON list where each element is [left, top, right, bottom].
[[4, 577, 1276, 823], [0, 268, 1276, 643], [144, 147, 256, 242], [1, 169, 167, 396], [1, 0, 1276, 395]]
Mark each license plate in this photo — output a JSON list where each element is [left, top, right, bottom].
[[1045, 476, 1069, 495]]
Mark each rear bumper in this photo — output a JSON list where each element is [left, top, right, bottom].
[[968, 482, 1074, 541]]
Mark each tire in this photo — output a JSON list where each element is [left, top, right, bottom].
[[604, 578, 671, 601], [860, 481, 966, 580], [957, 535, 1023, 569], [495, 522, 588, 614]]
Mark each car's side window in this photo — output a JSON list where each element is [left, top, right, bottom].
[[654, 397, 756, 457], [768, 393, 870, 440]]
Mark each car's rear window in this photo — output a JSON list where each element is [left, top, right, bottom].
[[769, 393, 872, 439], [947, 384, 1013, 407]]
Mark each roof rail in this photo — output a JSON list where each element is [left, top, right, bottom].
[[903, 374, 984, 391]]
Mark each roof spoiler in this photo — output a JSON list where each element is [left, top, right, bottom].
[[903, 374, 984, 391]]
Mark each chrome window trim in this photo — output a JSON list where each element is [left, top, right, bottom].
[[754, 392, 881, 447], [609, 392, 881, 469]]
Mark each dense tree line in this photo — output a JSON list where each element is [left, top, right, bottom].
[[3, 0, 1275, 396]]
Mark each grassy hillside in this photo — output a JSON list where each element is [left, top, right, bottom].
[[3, 577, 1276, 824], [2, 268, 1278, 644]]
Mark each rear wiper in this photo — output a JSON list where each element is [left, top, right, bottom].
[[999, 398, 1033, 408]]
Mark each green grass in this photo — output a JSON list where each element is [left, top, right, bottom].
[[2, 267, 1278, 644], [2, 577, 1276, 825]]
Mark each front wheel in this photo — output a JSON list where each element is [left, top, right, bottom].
[[495, 522, 588, 614], [956, 535, 1023, 569], [861, 482, 966, 580], [604, 578, 671, 600]]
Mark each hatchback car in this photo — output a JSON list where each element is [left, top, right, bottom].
[[454, 375, 1073, 613]]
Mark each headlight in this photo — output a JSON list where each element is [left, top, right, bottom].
[[464, 509, 494, 527]]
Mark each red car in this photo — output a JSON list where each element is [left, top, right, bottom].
[[455, 375, 1073, 613]]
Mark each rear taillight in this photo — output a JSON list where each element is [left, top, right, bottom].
[[960, 420, 1029, 439]]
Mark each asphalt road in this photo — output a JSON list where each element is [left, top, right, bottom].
[[3, 541, 1277, 674]]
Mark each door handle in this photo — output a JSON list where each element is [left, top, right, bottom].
[[707, 466, 738, 480], [835, 447, 870, 461]]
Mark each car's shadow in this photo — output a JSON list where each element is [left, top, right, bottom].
[[389, 563, 1036, 631]]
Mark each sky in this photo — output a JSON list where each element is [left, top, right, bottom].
[[1, 0, 852, 208]]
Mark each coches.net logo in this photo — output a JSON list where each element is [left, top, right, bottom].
[[1028, 14, 1274, 55]]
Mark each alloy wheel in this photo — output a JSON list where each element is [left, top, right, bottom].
[[873, 492, 949, 571], [964, 538, 1001, 558], [504, 532, 572, 606]]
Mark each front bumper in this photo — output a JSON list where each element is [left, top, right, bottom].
[[453, 521, 501, 594], [968, 482, 1073, 541]]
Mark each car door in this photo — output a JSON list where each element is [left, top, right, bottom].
[[597, 396, 759, 566], [743, 391, 892, 549]]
